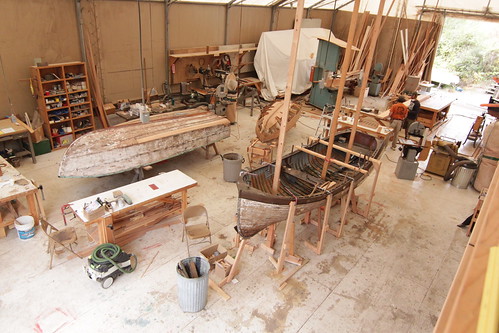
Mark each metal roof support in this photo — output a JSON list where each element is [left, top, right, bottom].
[[75, 0, 86, 61], [270, 0, 287, 31], [225, 0, 239, 44], [417, 5, 499, 20]]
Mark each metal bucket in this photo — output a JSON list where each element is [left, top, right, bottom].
[[176, 257, 210, 313], [221, 153, 244, 182], [451, 164, 477, 189]]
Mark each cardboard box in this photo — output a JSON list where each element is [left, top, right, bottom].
[[354, 86, 368, 98], [104, 103, 116, 115], [31, 127, 45, 143], [200, 243, 227, 269], [213, 255, 237, 280], [405, 75, 420, 92]]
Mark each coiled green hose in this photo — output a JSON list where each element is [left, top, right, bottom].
[[91, 243, 137, 274]]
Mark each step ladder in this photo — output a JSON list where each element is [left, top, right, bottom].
[[314, 104, 335, 138]]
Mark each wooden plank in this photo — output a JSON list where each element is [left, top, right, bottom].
[[136, 118, 230, 144], [188, 261, 199, 278], [295, 146, 368, 174], [435, 167, 499, 332], [346, 0, 386, 161], [278, 259, 309, 289], [209, 278, 230, 301], [272, 0, 305, 194], [321, 0, 361, 179], [84, 30, 109, 128]]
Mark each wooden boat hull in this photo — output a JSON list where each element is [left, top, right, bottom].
[[256, 100, 301, 142], [236, 130, 388, 238], [58, 108, 230, 178]]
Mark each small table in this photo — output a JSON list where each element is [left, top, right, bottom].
[[67, 170, 197, 246], [0, 156, 44, 237], [0, 118, 36, 164]]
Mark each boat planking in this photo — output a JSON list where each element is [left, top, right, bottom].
[[236, 130, 389, 238], [58, 107, 230, 178]]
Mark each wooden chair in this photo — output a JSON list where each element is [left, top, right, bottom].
[[464, 114, 486, 147], [40, 219, 81, 269], [182, 205, 212, 256]]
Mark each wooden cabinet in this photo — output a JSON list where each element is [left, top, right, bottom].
[[31, 62, 95, 150]]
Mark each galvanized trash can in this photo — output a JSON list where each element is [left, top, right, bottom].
[[176, 257, 210, 313], [451, 164, 477, 189], [221, 153, 244, 182]]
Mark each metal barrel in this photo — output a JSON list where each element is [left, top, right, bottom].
[[177, 257, 210, 313]]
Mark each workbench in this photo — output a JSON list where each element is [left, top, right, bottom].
[[417, 95, 455, 128], [67, 170, 197, 246], [0, 156, 44, 237], [0, 117, 36, 164]]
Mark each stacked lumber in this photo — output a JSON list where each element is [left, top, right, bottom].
[[382, 12, 443, 96]]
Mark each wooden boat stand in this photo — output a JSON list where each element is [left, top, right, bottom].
[[266, 201, 305, 274], [304, 180, 355, 255], [307, 136, 382, 218]]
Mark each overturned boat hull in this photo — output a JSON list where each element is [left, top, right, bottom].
[[59, 108, 230, 178], [236, 130, 388, 238]]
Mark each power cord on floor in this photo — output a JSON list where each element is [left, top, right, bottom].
[[417, 167, 433, 181], [384, 152, 398, 163]]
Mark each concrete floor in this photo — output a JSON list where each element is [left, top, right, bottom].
[[0, 89, 487, 332]]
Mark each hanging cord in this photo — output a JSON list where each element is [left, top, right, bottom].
[[0, 54, 15, 114]]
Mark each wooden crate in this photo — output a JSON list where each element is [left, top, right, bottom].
[[247, 138, 276, 169]]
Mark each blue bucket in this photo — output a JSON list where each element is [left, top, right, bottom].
[[14, 216, 35, 240]]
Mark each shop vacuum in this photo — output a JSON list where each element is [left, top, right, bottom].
[[85, 243, 137, 289]]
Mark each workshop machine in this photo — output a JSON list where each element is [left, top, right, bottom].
[[395, 122, 427, 180], [85, 243, 137, 289]]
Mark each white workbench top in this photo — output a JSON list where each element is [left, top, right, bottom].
[[68, 170, 197, 223]]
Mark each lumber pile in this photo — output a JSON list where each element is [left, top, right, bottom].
[[346, 1, 443, 98], [382, 15, 442, 96], [381, 7, 443, 96]]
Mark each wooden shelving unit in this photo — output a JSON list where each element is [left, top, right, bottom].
[[31, 62, 95, 150]]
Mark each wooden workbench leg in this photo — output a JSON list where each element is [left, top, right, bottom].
[[26, 132, 36, 164], [181, 190, 187, 212], [97, 216, 114, 244], [27, 193, 39, 226]]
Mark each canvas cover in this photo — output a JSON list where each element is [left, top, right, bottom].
[[254, 28, 340, 101]]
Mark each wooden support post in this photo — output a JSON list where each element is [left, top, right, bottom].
[[219, 238, 247, 287], [209, 278, 231, 301], [261, 224, 276, 254], [329, 181, 355, 238], [272, 0, 305, 193], [362, 161, 381, 217], [305, 194, 332, 255], [271, 201, 297, 274]]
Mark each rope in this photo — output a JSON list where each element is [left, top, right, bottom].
[[91, 243, 137, 274]]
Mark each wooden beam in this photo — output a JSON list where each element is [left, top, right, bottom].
[[272, 0, 305, 194], [345, 0, 386, 162], [295, 146, 368, 174], [320, 0, 361, 179], [135, 118, 230, 144]]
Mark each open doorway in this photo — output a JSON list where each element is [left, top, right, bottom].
[[428, 17, 499, 156]]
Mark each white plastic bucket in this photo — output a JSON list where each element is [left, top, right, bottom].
[[14, 216, 35, 240]]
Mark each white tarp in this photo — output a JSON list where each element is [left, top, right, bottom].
[[254, 28, 338, 101]]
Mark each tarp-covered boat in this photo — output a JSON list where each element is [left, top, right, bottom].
[[58, 107, 230, 178], [236, 130, 388, 238]]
